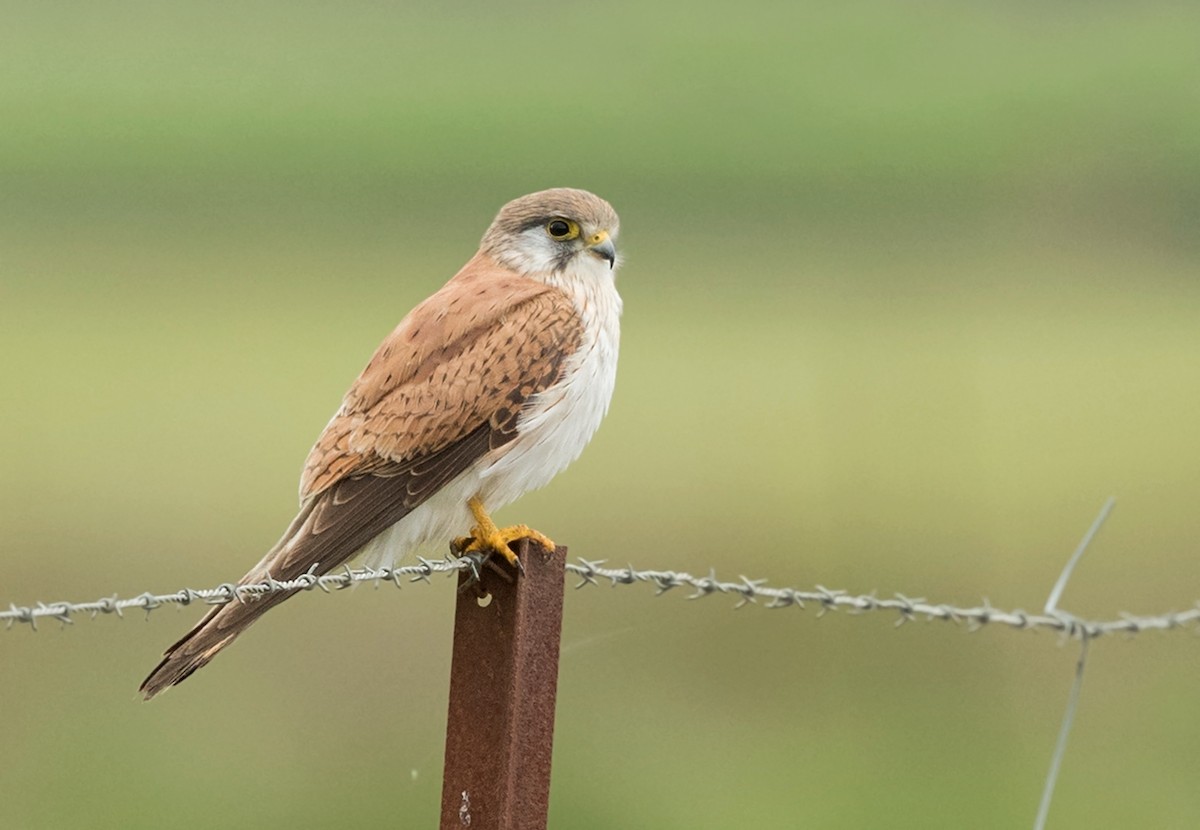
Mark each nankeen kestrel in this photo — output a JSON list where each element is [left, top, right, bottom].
[[140, 188, 621, 699]]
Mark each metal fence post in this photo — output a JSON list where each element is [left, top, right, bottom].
[[439, 539, 567, 830]]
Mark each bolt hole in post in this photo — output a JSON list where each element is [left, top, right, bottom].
[[476, 593, 492, 608]]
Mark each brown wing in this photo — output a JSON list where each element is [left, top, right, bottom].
[[140, 254, 584, 699]]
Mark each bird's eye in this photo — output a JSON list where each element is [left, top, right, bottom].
[[546, 219, 579, 240]]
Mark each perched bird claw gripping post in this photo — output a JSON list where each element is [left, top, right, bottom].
[[139, 188, 621, 699], [450, 498, 552, 568]]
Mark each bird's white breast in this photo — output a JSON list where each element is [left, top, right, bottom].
[[477, 261, 622, 506]]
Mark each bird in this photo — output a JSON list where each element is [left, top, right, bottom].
[[139, 188, 622, 699]]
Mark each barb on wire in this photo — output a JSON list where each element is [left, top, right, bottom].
[[4, 554, 1200, 641]]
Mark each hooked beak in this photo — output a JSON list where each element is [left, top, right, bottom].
[[586, 230, 617, 269]]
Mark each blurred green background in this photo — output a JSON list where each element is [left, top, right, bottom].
[[3, 1, 1199, 827]]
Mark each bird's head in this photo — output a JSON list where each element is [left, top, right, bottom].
[[481, 188, 620, 281]]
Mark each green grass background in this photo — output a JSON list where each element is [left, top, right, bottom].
[[3, 2, 1199, 827]]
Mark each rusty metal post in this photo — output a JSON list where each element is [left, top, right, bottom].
[[439, 540, 567, 830]]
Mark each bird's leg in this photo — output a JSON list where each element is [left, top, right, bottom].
[[450, 496, 556, 567]]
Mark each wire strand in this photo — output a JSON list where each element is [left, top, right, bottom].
[[4, 556, 1198, 639]]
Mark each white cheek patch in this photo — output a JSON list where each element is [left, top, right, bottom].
[[493, 229, 562, 275]]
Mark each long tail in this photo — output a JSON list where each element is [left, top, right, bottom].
[[140, 463, 434, 699], [138, 574, 293, 700], [140, 499, 324, 700]]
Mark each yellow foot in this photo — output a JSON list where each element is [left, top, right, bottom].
[[450, 497, 556, 566]]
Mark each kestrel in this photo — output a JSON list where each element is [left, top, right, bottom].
[[140, 188, 621, 699]]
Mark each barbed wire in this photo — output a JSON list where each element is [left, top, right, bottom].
[[4, 554, 1199, 640], [6, 501, 1191, 828]]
